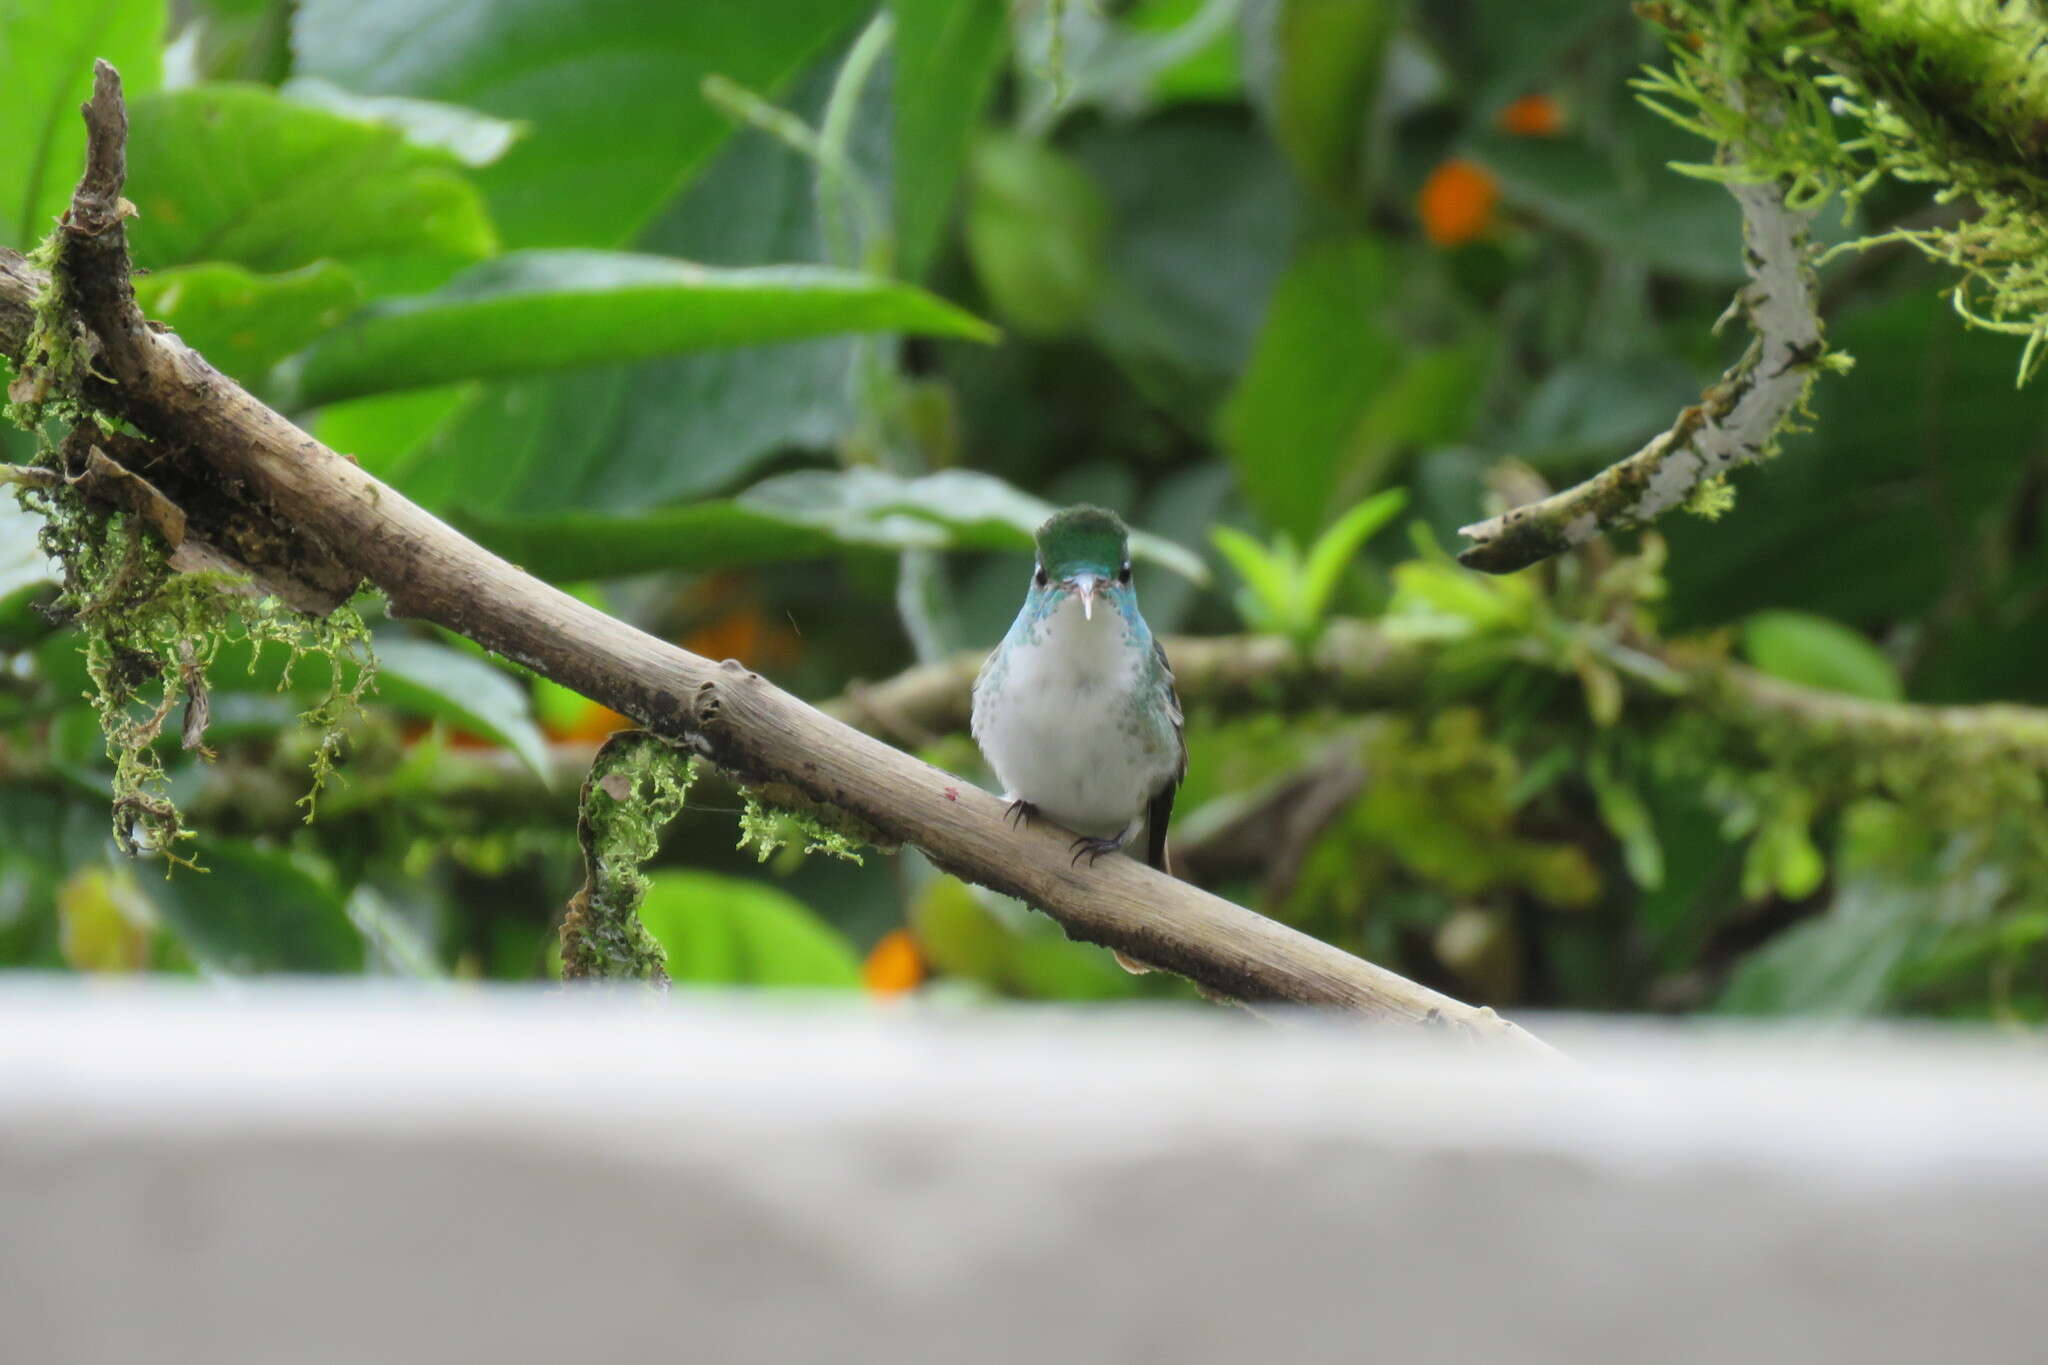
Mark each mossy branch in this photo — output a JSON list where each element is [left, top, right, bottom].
[[2, 61, 1553, 1050]]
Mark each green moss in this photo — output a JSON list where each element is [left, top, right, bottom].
[[1637, 0, 2048, 382], [736, 791, 869, 866], [17, 471, 375, 864], [559, 732, 695, 981]]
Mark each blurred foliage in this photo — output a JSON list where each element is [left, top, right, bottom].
[[0, 0, 2044, 1022]]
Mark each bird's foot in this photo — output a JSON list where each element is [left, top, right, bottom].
[[1069, 832, 1129, 867], [1112, 950, 1155, 975], [1003, 798, 1039, 830]]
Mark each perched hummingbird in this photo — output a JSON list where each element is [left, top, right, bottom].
[[971, 506, 1186, 875]]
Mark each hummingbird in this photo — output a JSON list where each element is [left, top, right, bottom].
[[971, 506, 1186, 879]]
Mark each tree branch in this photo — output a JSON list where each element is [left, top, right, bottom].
[[1457, 177, 1825, 574], [827, 623, 2048, 798], [4, 61, 1552, 1051]]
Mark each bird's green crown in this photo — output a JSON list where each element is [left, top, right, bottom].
[[1034, 505, 1128, 579]]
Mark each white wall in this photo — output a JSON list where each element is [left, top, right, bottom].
[[3, 984, 2045, 1364]]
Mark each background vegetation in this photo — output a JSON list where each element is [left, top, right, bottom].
[[2, 0, 2043, 1020]]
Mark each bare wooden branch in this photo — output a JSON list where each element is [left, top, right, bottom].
[[1, 61, 1553, 1051]]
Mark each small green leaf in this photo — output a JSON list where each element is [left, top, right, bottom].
[[371, 637, 552, 780], [138, 839, 363, 974], [637, 871, 861, 988], [1742, 610, 1904, 702], [135, 261, 364, 388], [1586, 748, 1664, 891], [1211, 525, 1298, 633], [282, 250, 997, 405], [1299, 488, 1406, 624]]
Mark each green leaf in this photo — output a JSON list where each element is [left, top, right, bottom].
[[1742, 611, 1904, 703], [965, 132, 1108, 338], [282, 250, 996, 406], [280, 76, 527, 167], [741, 468, 1210, 583], [138, 839, 363, 974], [370, 637, 551, 781], [890, 0, 1008, 280], [0, 0, 164, 248], [637, 871, 861, 988], [457, 469, 1209, 585], [1076, 115, 1301, 422], [1220, 239, 1484, 541], [456, 503, 849, 582], [125, 84, 496, 294], [1244, 0, 1396, 210], [1210, 526, 1296, 632], [134, 261, 363, 388], [1300, 488, 1407, 622], [1586, 747, 1664, 892], [1219, 239, 1401, 540], [391, 56, 880, 520], [293, 0, 868, 248]]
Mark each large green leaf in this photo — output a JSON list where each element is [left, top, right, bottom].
[[280, 76, 526, 168], [1242, 0, 1395, 211], [370, 637, 552, 781], [1742, 611, 1904, 703], [282, 250, 995, 406], [458, 469, 1209, 584], [293, 0, 867, 249], [138, 838, 363, 974], [1220, 237, 1487, 540], [1075, 112, 1302, 423], [135, 260, 363, 388], [964, 133, 1109, 338], [393, 55, 884, 519], [890, 0, 1008, 280], [637, 871, 861, 988], [125, 84, 496, 294], [0, 0, 164, 248], [740, 468, 1210, 582]]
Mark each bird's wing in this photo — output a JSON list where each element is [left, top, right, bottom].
[[1146, 636, 1186, 874]]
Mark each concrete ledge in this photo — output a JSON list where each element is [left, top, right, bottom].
[[3, 983, 2045, 1363]]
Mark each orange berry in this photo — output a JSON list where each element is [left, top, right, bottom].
[[1497, 93, 1564, 137], [1417, 158, 1501, 247], [862, 928, 926, 996]]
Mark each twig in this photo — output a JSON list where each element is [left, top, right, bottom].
[[6, 61, 1553, 1051]]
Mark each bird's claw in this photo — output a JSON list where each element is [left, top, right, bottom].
[[1004, 799, 1039, 830], [1069, 833, 1125, 867]]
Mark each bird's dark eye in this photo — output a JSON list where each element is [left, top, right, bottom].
[[1034, 566, 1049, 588], [1118, 562, 1133, 584]]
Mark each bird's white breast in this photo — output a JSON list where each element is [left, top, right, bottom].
[[972, 596, 1171, 837]]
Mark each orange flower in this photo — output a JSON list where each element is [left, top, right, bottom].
[[862, 928, 925, 996], [1496, 93, 1564, 137], [1417, 158, 1500, 247]]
